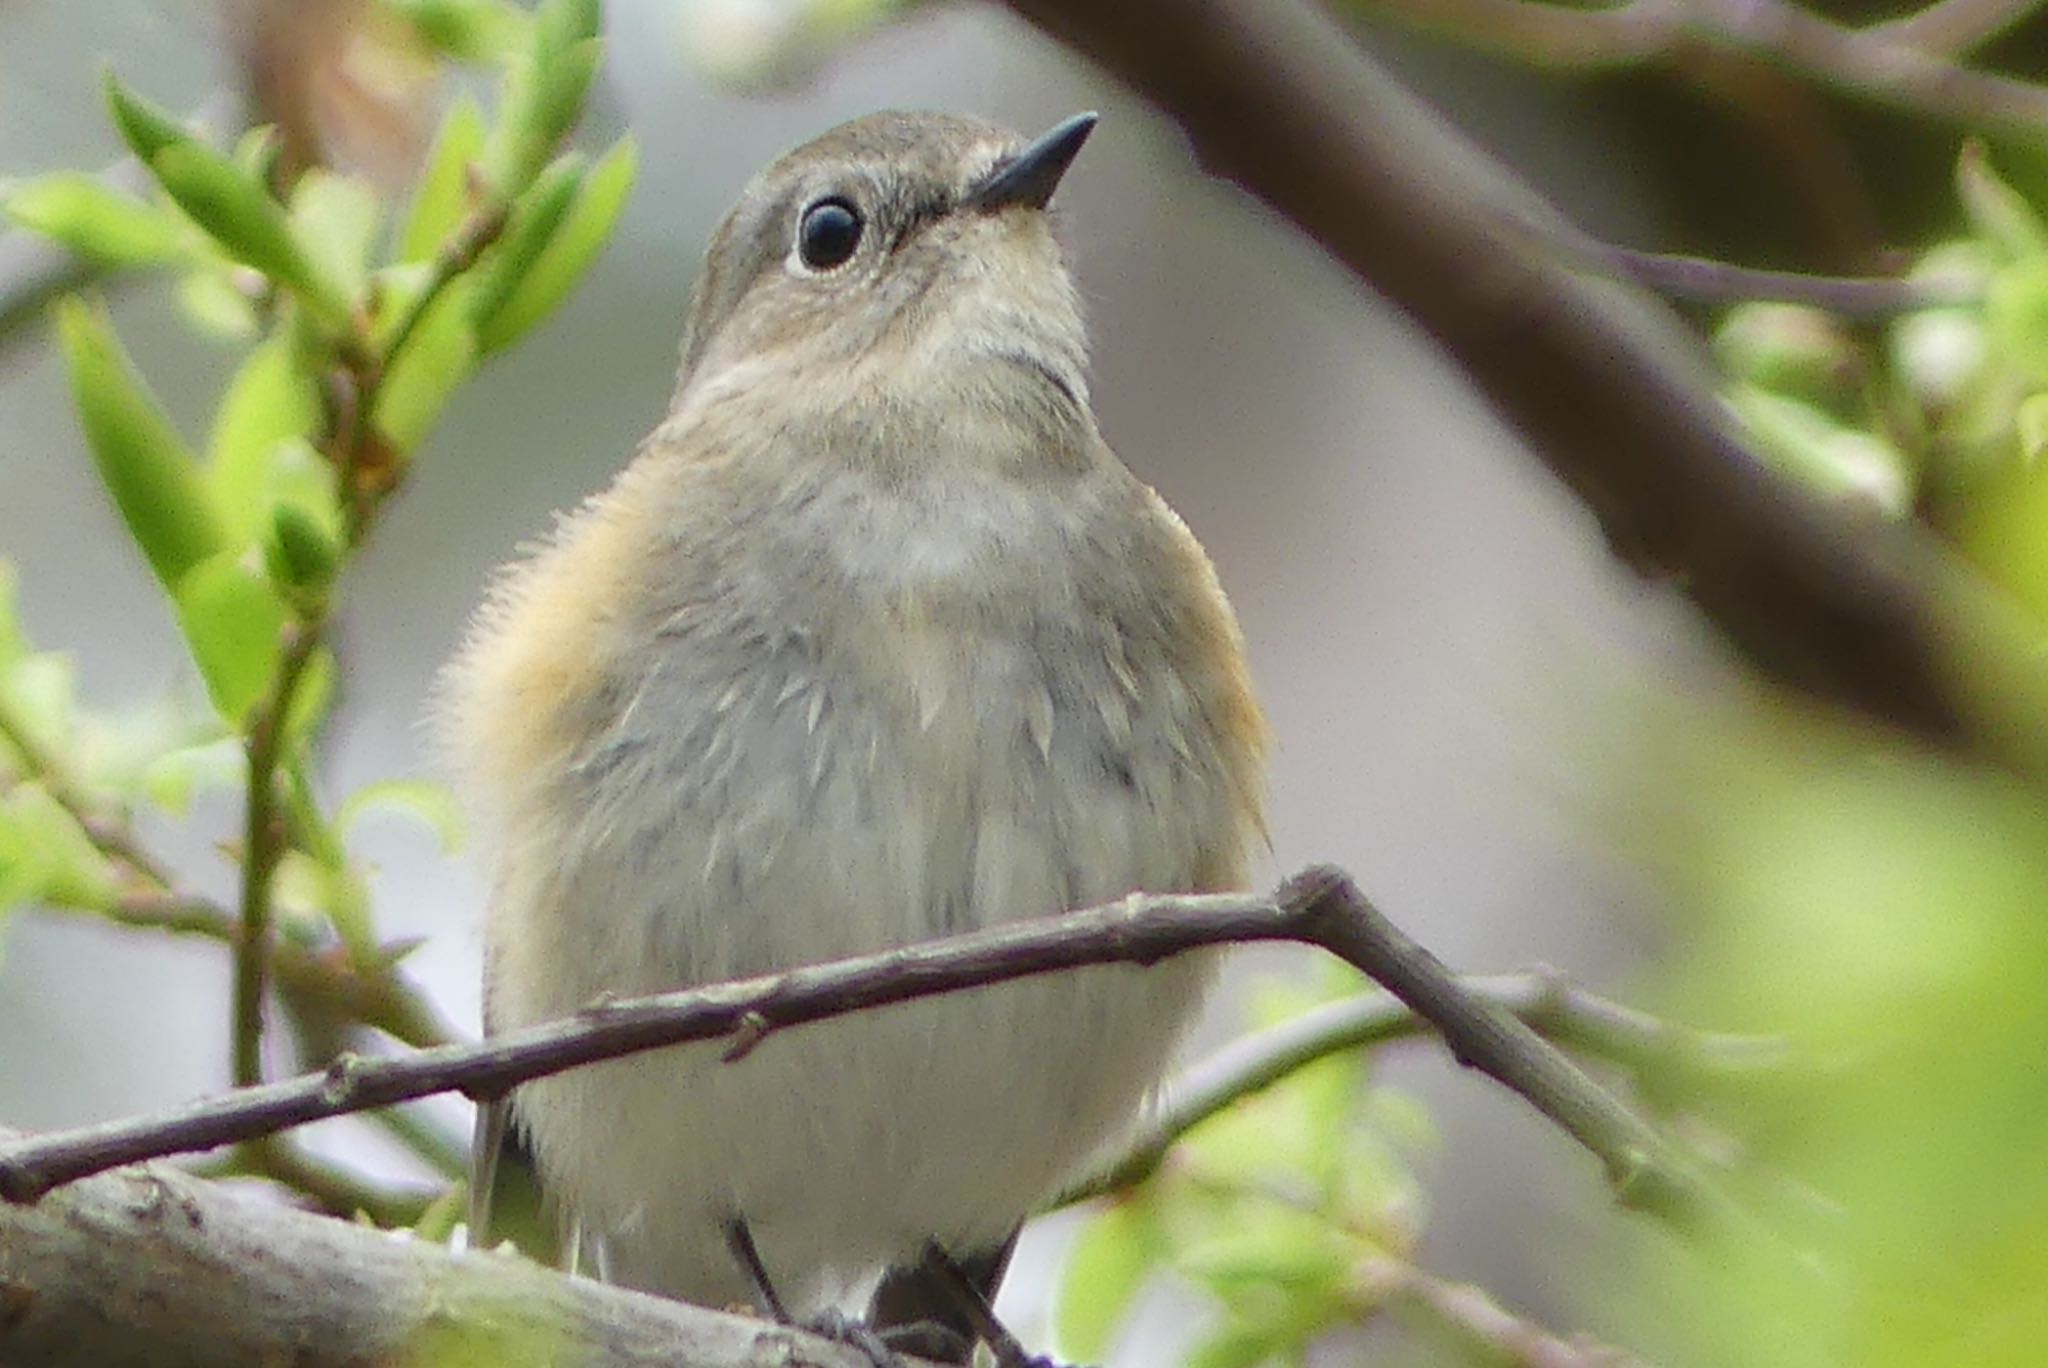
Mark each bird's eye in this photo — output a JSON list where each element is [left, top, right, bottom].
[[796, 198, 863, 271]]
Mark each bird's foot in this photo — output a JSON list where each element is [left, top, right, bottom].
[[801, 1308, 912, 1368]]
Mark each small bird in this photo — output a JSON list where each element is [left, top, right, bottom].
[[444, 110, 1268, 1353]]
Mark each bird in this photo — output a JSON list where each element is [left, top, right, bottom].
[[442, 108, 1268, 1356]]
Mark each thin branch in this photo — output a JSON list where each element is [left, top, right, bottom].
[[1689, 0, 2048, 139], [97, 892, 460, 1049], [231, 621, 327, 1088], [1058, 970, 1793, 1205], [0, 867, 1727, 1235], [374, 200, 510, 376], [1382, 1262, 1649, 1367], [1869, 0, 2047, 55], [999, 0, 2048, 769], [1585, 242, 1980, 317], [0, 696, 175, 888]]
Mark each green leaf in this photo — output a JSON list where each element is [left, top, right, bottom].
[[1989, 258, 2048, 385], [57, 298, 227, 592], [231, 126, 285, 186], [173, 553, 286, 724], [1178, 1210, 1354, 1291], [411, 1183, 467, 1241], [1726, 385, 1915, 517], [0, 783, 117, 913], [268, 438, 347, 539], [290, 170, 383, 302], [467, 152, 584, 342], [477, 135, 633, 353], [101, 76, 348, 320], [387, 0, 533, 61], [374, 282, 478, 451], [2017, 394, 2048, 465], [102, 71, 196, 165], [208, 335, 325, 540], [1958, 140, 2048, 261], [1, 654, 77, 769], [1054, 1199, 1162, 1362], [176, 268, 262, 340], [1185, 1320, 1291, 1368], [1713, 302, 1861, 411], [399, 93, 488, 264], [272, 847, 332, 925], [1890, 306, 1988, 414], [2, 172, 190, 268], [535, 0, 602, 53], [264, 503, 340, 606], [140, 737, 242, 815], [337, 777, 466, 853], [486, 36, 601, 193], [283, 646, 337, 748], [0, 561, 26, 670], [147, 141, 349, 323]]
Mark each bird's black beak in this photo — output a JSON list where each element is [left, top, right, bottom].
[[964, 112, 1098, 213]]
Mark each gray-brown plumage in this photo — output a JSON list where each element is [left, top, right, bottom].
[[445, 110, 1267, 1333]]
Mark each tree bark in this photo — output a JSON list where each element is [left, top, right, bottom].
[[0, 1135, 870, 1368]]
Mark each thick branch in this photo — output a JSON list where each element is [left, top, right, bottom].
[[0, 1131, 889, 1368], [0, 867, 1720, 1230], [998, 0, 2048, 767]]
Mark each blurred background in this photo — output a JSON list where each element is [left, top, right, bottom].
[[7, 0, 2042, 1362]]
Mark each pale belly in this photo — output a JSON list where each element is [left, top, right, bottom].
[[488, 622, 1234, 1310]]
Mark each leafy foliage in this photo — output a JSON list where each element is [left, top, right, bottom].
[[0, 0, 631, 1215], [1053, 965, 1438, 1364]]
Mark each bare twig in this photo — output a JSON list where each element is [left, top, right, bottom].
[[998, 0, 2048, 768], [97, 892, 459, 1049], [1691, 0, 2048, 138], [0, 697, 176, 889], [1059, 970, 1792, 1204], [0, 867, 1724, 1233], [231, 621, 327, 1087], [1382, 1262, 1650, 1367], [1586, 242, 1979, 317]]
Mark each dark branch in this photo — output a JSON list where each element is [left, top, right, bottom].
[[0, 867, 1725, 1233], [997, 0, 2048, 767]]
